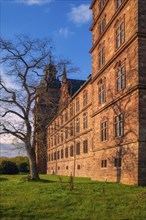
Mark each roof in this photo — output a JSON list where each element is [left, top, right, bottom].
[[67, 79, 86, 96]]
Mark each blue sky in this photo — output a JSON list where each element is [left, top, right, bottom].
[[1, 0, 92, 80], [0, 0, 92, 157]]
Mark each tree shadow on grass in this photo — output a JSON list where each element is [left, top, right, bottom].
[[38, 179, 57, 183], [0, 177, 9, 182]]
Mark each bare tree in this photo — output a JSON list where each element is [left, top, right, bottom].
[[0, 35, 55, 180]]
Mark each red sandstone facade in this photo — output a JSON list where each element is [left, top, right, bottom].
[[37, 0, 146, 185]]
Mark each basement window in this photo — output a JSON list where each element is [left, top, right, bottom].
[[101, 160, 107, 168]]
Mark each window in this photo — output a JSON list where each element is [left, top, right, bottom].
[[51, 153, 53, 161], [83, 140, 88, 153], [77, 165, 80, 170], [76, 143, 80, 155], [99, 82, 106, 104], [101, 121, 108, 141], [61, 131, 63, 143], [65, 127, 68, 139], [61, 149, 64, 159], [65, 110, 68, 122], [65, 147, 68, 158], [99, 17, 106, 35], [70, 123, 74, 137], [66, 166, 68, 170], [54, 122, 56, 131], [116, 22, 125, 48], [83, 90, 88, 107], [60, 114, 63, 125], [101, 160, 107, 168], [57, 120, 59, 129], [76, 118, 80, 133], [57, 151, 60, 160], [116, 66, 126, 92], [115, 113, 124, 137], [54, 152, 57, 160], [51, 138, 53, 147], [115, 0, 124, 9], [83, 113, 88, 129], [54, 135, 56, 145], [57, 134, 60, 144], [70, 104, 73, 118], [99, 0, 106, 10], [114, 158, 122, 167], [70, 146, 74, 157], [76, 97, 80, 112], [99, 47, 105, 68]]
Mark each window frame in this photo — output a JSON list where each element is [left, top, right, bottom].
[[76, 118, 80, 134], [83, 90, 88, 107], [70, 145, 74, 157], [101, 159, 107, 168], [115, 21, 125, 49], [115, 0, 124, 9], [76, 97, 80, 112], [65, 147, 68, 158], [83, 112, 88, 129], [99, 47, 105, 68], [99, 81, 106, 105], [83, 140, 88, 154], [115, 113, 124, 138], [76, 142, 80, 155], [99, 0, 106, 11], [116, 65, 126, 92], [99, 17, 106, 35], [101, 120, 108, 142]]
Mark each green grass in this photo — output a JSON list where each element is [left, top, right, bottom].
[[0, 175, 146, 220]]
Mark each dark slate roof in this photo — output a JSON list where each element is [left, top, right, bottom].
[[67, 79, 86, 96], [47, 78, 61, 88], [40, 77, 61, 89]]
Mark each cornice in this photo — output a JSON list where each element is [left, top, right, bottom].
[[90, 0, 129, 53], [91, 32, 138, 84], [91, 84, 146, 118]]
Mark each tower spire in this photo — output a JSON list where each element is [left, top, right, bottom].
[[62, 63, 67, 83]]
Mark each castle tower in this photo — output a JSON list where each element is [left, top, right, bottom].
[[35, 59, 61, 173]]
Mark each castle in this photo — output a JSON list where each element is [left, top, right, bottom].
[[35, 0, 146, 185]]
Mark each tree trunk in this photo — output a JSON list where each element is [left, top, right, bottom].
[[27, 147, 40, 180]]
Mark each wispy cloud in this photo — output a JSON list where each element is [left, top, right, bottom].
[[15, 0, 53, 5], [58, 27, 74, 39], [68, 4, 92, 26]]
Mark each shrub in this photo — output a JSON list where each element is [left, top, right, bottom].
[[0, 161, 19, 174], [18, 162, 29, 173]]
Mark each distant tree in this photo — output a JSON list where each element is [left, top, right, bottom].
[[0, 161, 19, 174], [18, 162, 29, 173]]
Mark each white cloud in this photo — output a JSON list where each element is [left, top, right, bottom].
[[68, 4, 92, 25], [58, 27, 74, 39], [15, 0, 53, 5]]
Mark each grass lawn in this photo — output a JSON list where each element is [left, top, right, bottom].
[[0, 174, 146, 220]]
